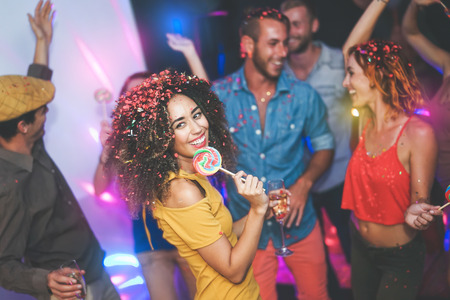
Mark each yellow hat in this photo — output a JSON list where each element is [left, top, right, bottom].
[[0, 75, 55, 122]]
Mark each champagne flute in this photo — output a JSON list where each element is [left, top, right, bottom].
[[268, 179, 293, 257], [59, 260, 87, 299]]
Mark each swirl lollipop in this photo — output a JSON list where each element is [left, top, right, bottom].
[[438, 185, 450, 210], [193, 147, 244, 179], [193, 147, 222, 176], [193, 147, 266, 191]]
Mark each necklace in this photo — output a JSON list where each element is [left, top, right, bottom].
[[260, 91, 272, 103]]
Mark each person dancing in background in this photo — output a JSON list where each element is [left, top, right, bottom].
[[402, 0, 450, 289], [341, 0, 443, 299], [93, 72, 197, 300], [106, 70, 270, 299], [0, 1, 120, 299], [402, 0, 450, 193]]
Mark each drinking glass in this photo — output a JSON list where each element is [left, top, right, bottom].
[[60, 260, 87, 299], [268, 179, 293, 257]]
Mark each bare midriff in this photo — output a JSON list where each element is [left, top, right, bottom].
[[351, 213, 416, 247]]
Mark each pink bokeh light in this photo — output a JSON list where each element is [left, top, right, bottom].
[[109, 0, 144, 66], [111, 275, 126, 285], [75, 37, 114, 92], [100, 192, 116, 203], [80, 181, 95, 195]]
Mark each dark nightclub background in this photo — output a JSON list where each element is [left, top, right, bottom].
[[130, 0, 449, 94], [0, 0, 449, 299]]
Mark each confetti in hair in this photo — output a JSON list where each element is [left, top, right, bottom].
[[356, 40, 401, 69], [348, 40, 424, 118], [239, 7, 290, 42], [106, 70, 236, 216]]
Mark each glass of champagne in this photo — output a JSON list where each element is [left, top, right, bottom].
[[268, 179, 293, 257], [60, 260, 87, 299]]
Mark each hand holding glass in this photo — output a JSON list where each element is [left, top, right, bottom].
[[268, 179, 293, 257], [59, 260, 87, 299]]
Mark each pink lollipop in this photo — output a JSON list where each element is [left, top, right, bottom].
[[193, 147, 222, 176], [193, 147, 242, 179], [192, 147, 265, 191]]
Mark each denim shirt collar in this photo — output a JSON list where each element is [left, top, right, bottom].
[[232, 66, 291, 98]]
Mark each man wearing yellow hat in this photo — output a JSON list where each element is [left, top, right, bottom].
[[0, 1, 120, 299]]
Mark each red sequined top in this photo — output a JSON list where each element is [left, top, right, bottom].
[[342, 117, 412, 225]]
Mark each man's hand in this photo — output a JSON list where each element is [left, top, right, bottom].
[[285, 177, 312, 228], [28, 0, 54, 45], [47, 268, 85, 300], [166, 33, 196, 56], [404, 202, 443, 230]]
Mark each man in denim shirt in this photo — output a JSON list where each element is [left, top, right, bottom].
[[280, 2, 353, 297], [213, 8, 333, 300]]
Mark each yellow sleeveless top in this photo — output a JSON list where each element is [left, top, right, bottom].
[[152, 170, 261, 300]]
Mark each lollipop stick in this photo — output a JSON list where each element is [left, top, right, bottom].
[[219, 167, 246, 183], [219, 167, 265, 191], [438, 202, 450, 211], [440, 1, 450, 17], [101, 101, 108, 121]]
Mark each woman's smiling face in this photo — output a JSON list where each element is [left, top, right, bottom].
[[343, 54, 378, 108], [168, 94, 209, 169]]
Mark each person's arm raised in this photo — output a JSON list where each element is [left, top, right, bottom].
[[343, 0, 390, 62], [166, 33, 209, 80], [28, 0, 54, 66], [402, 0, 450, 77]]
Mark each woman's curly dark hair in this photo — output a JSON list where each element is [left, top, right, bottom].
[[348, 40, 424, 119], [106, 70, 236, 216]]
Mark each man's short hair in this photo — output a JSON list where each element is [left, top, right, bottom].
[[239, 8, 290, 42], [0, 108, 37, 141], [280, 0, 317, 20]]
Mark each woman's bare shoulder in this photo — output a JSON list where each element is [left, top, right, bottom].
[[406, 115, 435, 140], [164, 178, 205, 208]]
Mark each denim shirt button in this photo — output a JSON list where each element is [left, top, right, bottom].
[[255, 129, 261, 135], [267, 220, 273, 226], [290, 124, 296, 130], [260, 153, 266, 159], [261, 176, 267, 183], [229, 127, 236, 133], [251, 105, 257, 111]]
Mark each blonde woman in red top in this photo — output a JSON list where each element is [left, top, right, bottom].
[[341, 1, 443, 299]]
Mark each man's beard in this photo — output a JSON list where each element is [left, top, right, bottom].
[[289, 36, 312, 54], [252, 47, 282, 81]]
